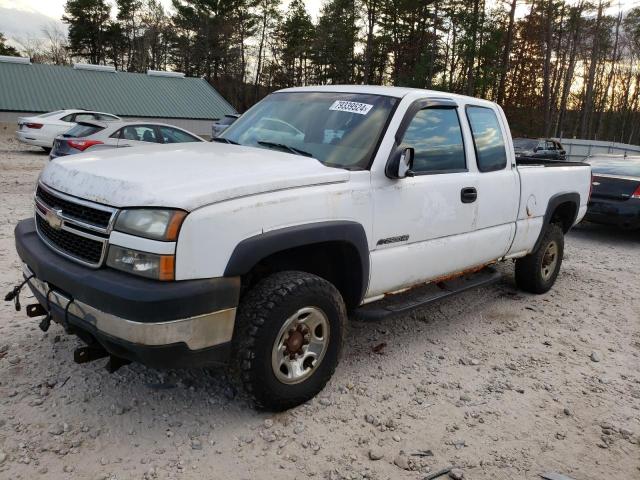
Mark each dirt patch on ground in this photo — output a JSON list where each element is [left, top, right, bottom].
[[1, 133, 639, 479]]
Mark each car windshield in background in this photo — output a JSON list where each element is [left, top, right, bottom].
[[588, 157, 640, 177], [63, 123, 105, 138], [220, 92, 398, 170], [513, 138, 538, 150]]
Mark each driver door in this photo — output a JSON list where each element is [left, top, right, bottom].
[[368, 100, 480, 297]]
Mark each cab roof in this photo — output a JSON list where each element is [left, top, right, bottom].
[[278, 85, 498, 107]]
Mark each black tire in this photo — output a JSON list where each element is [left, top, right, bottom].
[[235, 271, 346, 411], [42, 147, 52, 154], [515, 223, 564, 294]]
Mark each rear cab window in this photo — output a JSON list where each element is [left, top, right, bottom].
[[466, 106, 508, 172]]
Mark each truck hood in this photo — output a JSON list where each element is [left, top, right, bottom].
[[40, 142, 351, 211]]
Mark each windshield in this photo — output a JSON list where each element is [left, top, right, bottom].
[[220, 92, 398, 170], [513, 138, 538, 150], [588, 157, 640, 177]]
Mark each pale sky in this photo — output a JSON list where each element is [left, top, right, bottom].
[[1, 0, 639, 46], [0, 0, 323, 43]]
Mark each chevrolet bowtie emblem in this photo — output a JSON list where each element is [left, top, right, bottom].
[[45, 208, 64, 230]]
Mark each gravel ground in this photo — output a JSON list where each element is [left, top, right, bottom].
[[0, 132, 639, 480]]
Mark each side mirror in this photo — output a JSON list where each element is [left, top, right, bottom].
[[386, 147, 415, 179]]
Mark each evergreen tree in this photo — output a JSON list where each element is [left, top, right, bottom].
[[313, 0, 358, 84], [0, 33, 19, 57], [62, 0, 112, 64]]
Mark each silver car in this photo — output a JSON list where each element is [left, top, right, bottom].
[[211, 114, 241, 138], [50, 121, 204, 159]]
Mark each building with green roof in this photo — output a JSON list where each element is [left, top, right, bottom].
[[0, 56, 236, 137]]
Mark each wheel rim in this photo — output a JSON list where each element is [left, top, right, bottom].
[[271, 306, 330, 385], [541, 240, 559, 281]]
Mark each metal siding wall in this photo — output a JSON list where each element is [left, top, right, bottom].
[[554, 138, 640, 161]]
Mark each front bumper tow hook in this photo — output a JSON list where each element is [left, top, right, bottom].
[[26, 303, 47, 317], [73, 347, 130, 374], [74, 346, 109, 364], [25, 303, 52, 332]]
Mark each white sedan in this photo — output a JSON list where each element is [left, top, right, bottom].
[[16, 109, 121, 152]]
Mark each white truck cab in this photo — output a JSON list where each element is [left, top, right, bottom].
[[12, 86, 591, 410]]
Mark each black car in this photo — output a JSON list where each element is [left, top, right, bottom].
[[585, 156, 640, 230], [513, 138, 566, 161]]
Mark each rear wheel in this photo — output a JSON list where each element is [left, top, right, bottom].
[[515, 223, 564, 294], [235, 271, 346, 411]]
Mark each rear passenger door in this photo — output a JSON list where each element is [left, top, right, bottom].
[[465, 105, 518, 261]]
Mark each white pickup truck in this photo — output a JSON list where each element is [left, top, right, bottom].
[[11, 86, 591, 410]]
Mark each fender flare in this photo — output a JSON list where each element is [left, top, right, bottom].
[[532, 192, 580, 252], [224, 221, 370, 302]]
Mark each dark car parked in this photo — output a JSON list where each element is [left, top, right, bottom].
[[585, 155, 640, 230], [513, 138, 567, 161]]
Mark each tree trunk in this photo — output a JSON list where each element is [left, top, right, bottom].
[[579, 0, 604, 139], [497, 0, 517, 105], [465, 0, 480, 96]]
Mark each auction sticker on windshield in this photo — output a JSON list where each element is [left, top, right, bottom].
[[329, 100, 374, 115]]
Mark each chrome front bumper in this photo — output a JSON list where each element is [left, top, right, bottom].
[[23, 263, 236, 351]]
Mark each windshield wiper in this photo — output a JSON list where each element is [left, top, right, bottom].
[[257, 141, 314, 158], [212, 137, 239, 145]]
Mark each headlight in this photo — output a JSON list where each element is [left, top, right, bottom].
[[114, 209, 187, 241], [107, 245, 175, 281]]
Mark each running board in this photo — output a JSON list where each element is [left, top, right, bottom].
[[354, 267, 502, 321]]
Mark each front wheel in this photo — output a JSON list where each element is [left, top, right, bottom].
[[515, 223, 564, 294], [235, 271, 346, 411]]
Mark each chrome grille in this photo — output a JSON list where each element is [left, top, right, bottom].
[[34, 183, 117, 268], [36, 185, 112, 228]]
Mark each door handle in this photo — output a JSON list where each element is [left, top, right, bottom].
[[461, 187, 477, 203]]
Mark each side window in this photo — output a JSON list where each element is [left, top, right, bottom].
[[159, 126, 200, 144], [466, 106, 507, 172], [74, 113, 95, 122], [121, 125, 158, 143], [546, 140, 556, 150], [60, 114, 75, 122], [110, 128, 123, 139], [94, 113, 117, 121], [400, 108, 466, 174]]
